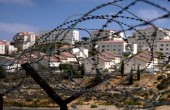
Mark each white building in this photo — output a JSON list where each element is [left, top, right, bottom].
[[60, 52, 77, 63], [100, 51, 121, 64], [82, 55, 113, 74], [38, 29, 79, 44], [58, 45, 89, 59], [82, 51, 121, 73], [0, 41, 6, 55], [157, 38, 170, 57], [72, 47, 88, 59], [31, 52, 77, 69], [132, 27, 170, 52], [39, 56, 60, 69], [91, 30, 124, 41], [97, 40, 137, 56], [13, 32, 36, 50], [124, 51, 159, 73], [6, 44, 18, 55], [0, 40, 17, 55]]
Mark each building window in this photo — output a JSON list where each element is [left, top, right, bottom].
[[160, 48, 163, 51], [102, 45, 105, 48], [113, 49, 116, 51], [160, 44, 164, 46], [107, 49, 109, 51], [107, 45, 109, 47], [166, 48, 169, 50], [166, 44, 169, 46]]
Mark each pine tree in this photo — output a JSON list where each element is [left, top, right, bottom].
[[80, 64, 85, 76], [137, 65, 140, 80], [121, 60, 124, 77], [0, 66, 6, 79], [129, 67, 133, 85]]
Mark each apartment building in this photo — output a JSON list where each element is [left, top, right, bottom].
[[157, 37, 170, 57], [132, 27, 170, 52], [0, 42, 5, 55], [91, 30, 124, 41], [0, 40, 17, 55], [97, 40, 137, 56], [38, 29, 79, 44], [13, 32, 36, 50]]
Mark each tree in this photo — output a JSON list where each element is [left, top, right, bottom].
[[0, 66, 6, 79], [81, 37, 89, 41], [123, 53, 130, 58], [129, 67, 133, 85], [80, 64, 85, 76], [156, 51, 163, 59], [137, 65, 140, 80], [59, 64, 76, 75], [120, 60, 124, 77]]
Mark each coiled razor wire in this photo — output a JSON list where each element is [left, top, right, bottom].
[[0, 0, 170, 109]]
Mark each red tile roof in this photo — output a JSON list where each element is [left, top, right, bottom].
[[60, 45, 74, 49], [135, 55, 150, 63], [158, 39, 170, 42], [98, 40, 125, 43], [98, 55, 110, 62], [60, 52, 75, 58], [17, 32, 35, 36], [48, 56, 59, 62], [54, 55, 67, 60], [134, 51, 158, 63], [0, 41, 8, 45], [101, 51, 121, 57]]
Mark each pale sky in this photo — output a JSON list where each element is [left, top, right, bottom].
[[0, 0, 170, 41]]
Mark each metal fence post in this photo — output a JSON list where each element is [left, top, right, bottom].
[[0, 94, 3, 110]]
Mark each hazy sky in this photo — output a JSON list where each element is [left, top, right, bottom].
[[0, 0, 170, 41]]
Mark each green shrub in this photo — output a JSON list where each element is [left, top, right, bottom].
[[91, 104, 97, 108], [157, 75, 164, 80], [126, 101, 142, 105], [25, 98, 33, 102], [104, 101, 113, 105], [157, 77, 170, 90]]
